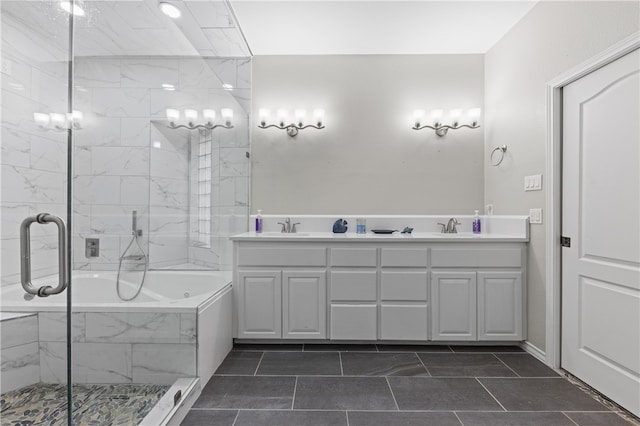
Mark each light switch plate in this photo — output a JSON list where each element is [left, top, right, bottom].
[[529, 208, 543, 224], [524, 174, 543, 191]]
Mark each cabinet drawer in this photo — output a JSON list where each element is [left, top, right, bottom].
[[238, 247, 326, 267], [331, 271, 377, 301], [330, 304, 377, 340], [380, 304, 428, 341], [431, 248, 522, 268], [381, 248, 428, 267], [380, 271, 428, 301], [330, 248, 377, 267]]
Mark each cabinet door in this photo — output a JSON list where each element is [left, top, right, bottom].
[[330, 304, 377, 340], [380, 304, 428, 341], [282, 270, 326, 339], [478, 271, 522, 340], [237, 271, 282, 339], [431, 271, 477, 341]]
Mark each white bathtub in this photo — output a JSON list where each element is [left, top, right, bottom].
[[0, 270, 233, 389], [1, 270, 232, 313]]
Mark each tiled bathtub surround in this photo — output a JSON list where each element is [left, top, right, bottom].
[[0, 313, 40, 393]]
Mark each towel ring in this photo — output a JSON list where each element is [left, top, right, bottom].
[[491, 145, 507, 166]]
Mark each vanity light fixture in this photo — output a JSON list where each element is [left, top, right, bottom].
[[159, 2, 181, 18], [34, 111, 82, 131], [412, 107, 481, 137], [258, 108, 325, 137], [165, 108, 234, 130]]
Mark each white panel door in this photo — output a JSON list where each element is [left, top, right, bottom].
[[477, 271, 522, 340], [282, 270, 326, 339], [431, 271, 477, 341], [237, 271, 282, 339], [562, 48, 640, 416]]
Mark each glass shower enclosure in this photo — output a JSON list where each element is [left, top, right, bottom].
[[1, 0, 250, 423]]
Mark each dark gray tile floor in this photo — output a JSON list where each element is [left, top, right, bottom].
[[182, 344, 638, 426]]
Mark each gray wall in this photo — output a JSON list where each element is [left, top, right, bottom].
[[251, 55, 485, 215], [485, 1, 640, 351]]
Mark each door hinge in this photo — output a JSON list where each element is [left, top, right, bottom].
[[561, 236, 571, 247]]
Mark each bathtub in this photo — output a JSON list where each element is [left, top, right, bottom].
[[0, 270, 233, 390]]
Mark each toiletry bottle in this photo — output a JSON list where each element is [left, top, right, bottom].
[[473, 210, 481, 234], [255, 210, 263, 233]]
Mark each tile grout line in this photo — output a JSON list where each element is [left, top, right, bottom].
[[453, 411, 465, 426], [231, 409, 240, 426], [475, 377, 508, 412], [252, 352, 265, 376], [561, 411, 581, 426], [291, 376, 298, 410], [415, 351, 432, 376], [491, 353, 521, 377], [385, 377, 400, 411], [339, 352, 344, 376], [345, 410, 350, 426]]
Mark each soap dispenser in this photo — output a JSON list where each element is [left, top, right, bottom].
[[255, 209, 263, 233], [472, 210, 481, 234]]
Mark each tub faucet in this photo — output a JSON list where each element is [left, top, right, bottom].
[[277, 217, 300, 233], [437, 218, 461, 234]]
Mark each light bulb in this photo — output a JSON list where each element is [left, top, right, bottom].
[[221, 108, 233, 125], [203, 109, 216, 124], [259, 108, 270, 126], [430, 109, 443, 125], [33, 113, 50, 128], [449, 109, 463, 126], [166, 108, 180, 124], [413, 109, 426, 127], [313, 108, 325, 126], [49, 113, 67, 129], [277, 109, 288, 126], [184, 109, 198, 124], [159, 2, 181, 19], [468, 107, 481, 125], [294, 109, 306, 126]]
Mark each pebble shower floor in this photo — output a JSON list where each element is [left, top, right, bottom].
[[1, 383, 168, 425]]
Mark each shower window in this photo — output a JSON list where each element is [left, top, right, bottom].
[[197, 130, 212, 248]]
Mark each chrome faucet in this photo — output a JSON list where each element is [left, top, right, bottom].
[[437, 218, 461, 234], [277, 217, 300, 233]]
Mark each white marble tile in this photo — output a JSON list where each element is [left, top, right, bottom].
[[204, 58, 237, 88], [1, 127, 31, 168], [38, 312, 86, 343], [236, 58, 252, 89], [31, 67, 68, 111], [1, 234, 57, 280], [1, 55, 32, 98], [1, 164, 65, 203], [149, 88, 208, 118], [1, 203, 31, 240], [149, 123, 189, 155], [73, 175, 121, 205], [202, 28, 251, 57], [120, 176, 150, 205], [121, 118, 150, 146], [231, 89, 252, 116], [73, 116, 121, 147], [132, 343, 196, 384], [149, 148, 188, 180], [92, 88, 150, 117], [73, 205, 92, 235], [121, 58, 180, 89], [112, 2, 166, 30], [74, 145, 93, 175], [1, 316, 38, 349], [219, 148, 249, 177], [73, 343, 133, 383], [148, 235, 188, 266], [1, 342, 40, 393], [149, 205, 189, 235], [91, 146, 149, 176], [38, 341, 66, 383], [179, 59, 220, 90], [180, 314, 196, 344], [75, 58, 121, 88], [85, 312, 181, 344], [149, 177, 188, 208], [218, 176, 249, 207], [185, 1, 234, 28], [90, 205, 148, 235], [73, 234, 121, 265], [30, 135, 66, 173]]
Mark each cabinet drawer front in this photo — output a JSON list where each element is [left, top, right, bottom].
[[330, 304, 377, 340], [330, 248, 377, 267], [380, 304, 428, 341], [380, 271, 428, 301], [381, 248, 428, 267], [238, 247, 326, 267], [431, 248, 522, 268], [331, 271, 377, 301]]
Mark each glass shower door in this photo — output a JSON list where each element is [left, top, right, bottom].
[[0, 0, 74, 424]]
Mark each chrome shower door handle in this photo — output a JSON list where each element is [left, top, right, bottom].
[[20, 213, 68, 297]]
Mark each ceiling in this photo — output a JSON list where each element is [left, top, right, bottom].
[[230, 1, 539, 55]]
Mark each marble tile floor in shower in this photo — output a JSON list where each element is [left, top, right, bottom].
[[1, 382, 168, 425], [183, 344, 639, 426]]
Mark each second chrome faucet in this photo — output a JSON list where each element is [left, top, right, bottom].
[[278, 217, 300, 233], [438, 218, 461, 234]]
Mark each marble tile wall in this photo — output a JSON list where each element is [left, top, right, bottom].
[[1, 314, 40, 392]]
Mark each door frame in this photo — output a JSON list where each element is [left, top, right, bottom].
[[544, 32, 640, 369]]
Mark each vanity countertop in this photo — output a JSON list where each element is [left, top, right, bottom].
[[230, 231, 528, 243]]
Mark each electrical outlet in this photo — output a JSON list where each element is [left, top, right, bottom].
[[1, 59, 12, 76], [524, 174, 543, 191], [529, 208, 543, 224]]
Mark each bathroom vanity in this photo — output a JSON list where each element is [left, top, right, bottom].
[[230, 215, 529, 344]]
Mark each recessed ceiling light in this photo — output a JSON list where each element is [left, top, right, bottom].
[[222, 83, 234, 91], [60, 1, 85, 16], [159, 2, 181, 19]]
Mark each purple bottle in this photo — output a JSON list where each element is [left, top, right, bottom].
[[472, 210, 481, 234]]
